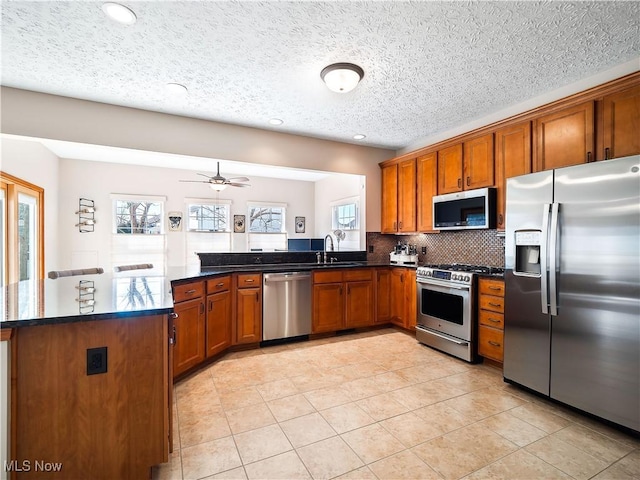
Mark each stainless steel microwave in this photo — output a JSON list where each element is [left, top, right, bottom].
[[433, 187, 496, 230]]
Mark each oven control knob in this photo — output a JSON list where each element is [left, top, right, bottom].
[[452, 274, 458, 281], [426, 271, 431, 277], [464, 275, 470, 282]]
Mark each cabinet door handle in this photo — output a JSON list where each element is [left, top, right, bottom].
[[498, 214, 504, 226], [171, 325, 177, 345], [488, 286, 502, 291], [208, 300, 213, 312], [170, 312, 178, 319], [200, 302, 205, 314], [340, 286, 343, 295], [458, 178, 462, 188], [393, 221, 397, 230], [185, 289, 197, 295], [487, 317, 501, 323], [587, 151, 593, 163], [488, 341, 501, 347], [466, 176, 470, 186], [488, 302, 502, 308], [605, 147, 611, 160], [216, 282, 225, 287], [399, 221, 403, 230], [256, 292, 259, 302], [245, 279, 255, 283], [347, 286, 351, 295]]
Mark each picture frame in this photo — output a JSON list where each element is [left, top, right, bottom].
[[233, 214, 245, 233], [295, 216, 305, 233]]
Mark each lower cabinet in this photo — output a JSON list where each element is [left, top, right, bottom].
[[173, 288, 206, 378], [206, 283, 231, 357], [235, 273, 262, 344], [312, 269, 374, 333], [389, 268, 417, 329], [477, 277, 505, 363], [375, 268, 392, 323]]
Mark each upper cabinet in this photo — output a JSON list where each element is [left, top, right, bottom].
[[416, 152, 438, 232], [534, 101, 595, 171], [601, 84, 640, 160], [437, 134, 494, 194], [381, 159, 416, 233], [495, 122, 532, 230]]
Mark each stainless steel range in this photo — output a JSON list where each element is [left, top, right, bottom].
[[415, 264, 503, 362]]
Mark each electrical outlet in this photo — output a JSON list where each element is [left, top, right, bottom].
[[368, 245, 374, 253], [87, 347, 107, 375], [421, 246, 427, 255]]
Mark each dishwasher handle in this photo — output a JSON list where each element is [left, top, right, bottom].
[[263, 272, 311, 283]]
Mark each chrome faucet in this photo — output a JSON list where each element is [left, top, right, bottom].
[[323, 234, 334, 264]]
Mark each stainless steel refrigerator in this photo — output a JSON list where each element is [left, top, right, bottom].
[[504, 155, 640, 432]]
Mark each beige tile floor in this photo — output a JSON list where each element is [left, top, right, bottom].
[[153, 328, 640, 480]]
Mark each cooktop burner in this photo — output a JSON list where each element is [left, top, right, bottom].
[[421, 264, 504, 275]]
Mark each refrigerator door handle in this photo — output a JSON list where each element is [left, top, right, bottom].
[[549, 202, 560, 316], [540, 203, 551, 314]]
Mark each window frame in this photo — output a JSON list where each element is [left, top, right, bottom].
[[247, 202, 287, 234], [186, 198, 232, 233], [331, 197, 360, 231], [111, 194, 166, 235]]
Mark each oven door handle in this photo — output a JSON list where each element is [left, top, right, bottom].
[[416, 326, 469, 346], [416, 279, 471, 291]]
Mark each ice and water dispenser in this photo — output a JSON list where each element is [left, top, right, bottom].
[[514, 230, 542, 276]]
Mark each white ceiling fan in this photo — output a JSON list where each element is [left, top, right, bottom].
[[180, 162, 250, 191]]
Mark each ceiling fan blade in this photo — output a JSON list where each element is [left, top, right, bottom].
[[179, 179, 211, 183], [227, 182, 251, 187], [226, 176, 250, 182], [196, 172, 213, 179]]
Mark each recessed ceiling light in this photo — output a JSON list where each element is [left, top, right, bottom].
[[102, 2, 137, 25], [353, 134, 366, 140], [165, 83, 188, 96], [269, 118, 284, 126]]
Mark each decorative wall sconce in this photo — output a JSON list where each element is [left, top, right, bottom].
[[76, 280, 96, 313], [76, 198, 96, 232]]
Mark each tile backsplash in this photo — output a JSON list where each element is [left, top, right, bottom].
[[367, 230, 505, 267]]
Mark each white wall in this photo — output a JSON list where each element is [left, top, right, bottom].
[[314, 173, 365, 251], [0, 137, 60, 273], [0, 87, 395, 232], [58, 158, 317, 269]]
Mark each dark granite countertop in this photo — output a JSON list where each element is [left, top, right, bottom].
[[1, 262, 395, 328]]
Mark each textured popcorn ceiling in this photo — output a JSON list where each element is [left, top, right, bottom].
[[1, 1, 639, 150]]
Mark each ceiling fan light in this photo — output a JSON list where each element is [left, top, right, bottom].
[[321, 63, 364, 93], [210, 183, 228, 192], [102, 2, 137, 25]]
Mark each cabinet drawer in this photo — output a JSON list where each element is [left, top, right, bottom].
[[313, 270, 343, 284], [207, 276, 231, 294], [478, 325, 504, 362], [479, 309, 504, 330], [479, 294, 504, 313], [173, 281, 204, 303], [479, 278, 505, 296], [237, 273, 261, 288], [344, 269, 373, 282]]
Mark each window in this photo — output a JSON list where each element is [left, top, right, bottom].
[[185, 199, 232, 266], [111, 194, 166, 274], [114, 199, 163, 234], [0, 172, 44, 284], [332, 200, 359, 230], [247, 203, 287, 251], [187, 203, 229, 232]]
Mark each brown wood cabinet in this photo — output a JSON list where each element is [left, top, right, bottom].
[[172, 281, 206, 378], [463, 133, 495, 190], [381, 159, 416, 233], [534, 101, 595, 171], [437, 143, 464, 194], [312, 269, 374, 332], [375, 268, 392, 322], [495, 121, 532, 230], [235, 273, 262, 344], [206, 276, 231, 358], [477, 278, 505, 363], [389, 268, 416, 329], [416, 152, 438, 231], [602, 84, 640, 160], [12, 315, 169, 479]]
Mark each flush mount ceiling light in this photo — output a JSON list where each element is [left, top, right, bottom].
[[353, 134, 366, 140], [102, 2, 137, 25], [268, 118, 284, 125], [165, 82, 188, 96], [320, 63, 364, 93]]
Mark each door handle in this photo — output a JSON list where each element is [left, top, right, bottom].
[[487, 318, 501, 324], [170, 326, 176, 345], [488, 302, 502, 308], [488, 341, 501, 347], [185, 289, 197, 295], [216, 282, 225, 287], [208, 300, 213, 312], [457, 178, 462, 188], [549, 202, 560, 316], [466, 177, 470, 186], [587, 151, 593, 163], [200, 302, 205, 314], [604, 147, 611, 160], [541, 203, 551, 314]]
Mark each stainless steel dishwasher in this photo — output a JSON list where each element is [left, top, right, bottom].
[[262, 271, 312, 341]]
